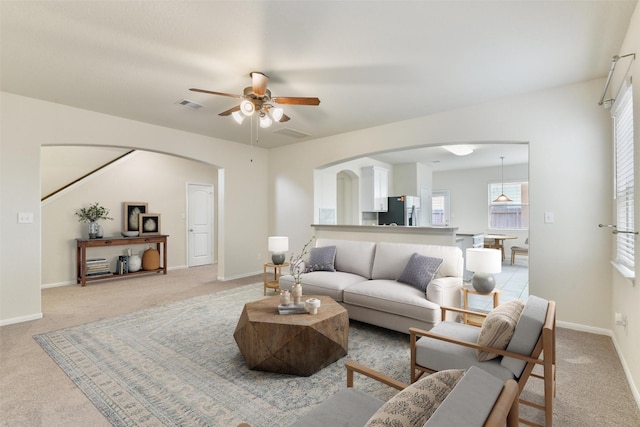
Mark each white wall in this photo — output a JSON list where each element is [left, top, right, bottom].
[[0, 92, 269, 324], [41, 150, 219, 286], [610, 2, 640, 403]]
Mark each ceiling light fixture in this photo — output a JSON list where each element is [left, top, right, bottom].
[[259, 113, 273, 128], [231, 110, 245, 124], [493, 156, 512, 202], [240, 100, 255, 116], [443, 145, 473, 156]]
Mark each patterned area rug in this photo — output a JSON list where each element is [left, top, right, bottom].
[[34, 284, 410, 427]]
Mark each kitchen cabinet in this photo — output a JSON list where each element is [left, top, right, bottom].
[[361, 166, 389, 212]]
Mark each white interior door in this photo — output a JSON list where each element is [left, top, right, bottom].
[[188, 183, 213, 267]]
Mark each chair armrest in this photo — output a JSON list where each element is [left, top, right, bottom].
[[439, 305, 488, 321], [408, 328, 542, 366], [484, 379, 520, 427], [345, 360, 407, 391]]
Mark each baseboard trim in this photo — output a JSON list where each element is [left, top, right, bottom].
[[0, 312, 43, 326], [559, 320, 640, 410]]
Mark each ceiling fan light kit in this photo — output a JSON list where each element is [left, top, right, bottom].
[[190, 71, 320, 130]]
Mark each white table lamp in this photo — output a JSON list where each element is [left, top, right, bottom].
[[268, 236, 289, 265], [466, 248, 501, 294]]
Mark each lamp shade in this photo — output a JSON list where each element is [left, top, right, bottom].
[[466, 248, 501, 274], [268, 236, 289, 253]]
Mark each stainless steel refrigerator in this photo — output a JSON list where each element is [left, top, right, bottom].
[[378, 196, 421, 226]]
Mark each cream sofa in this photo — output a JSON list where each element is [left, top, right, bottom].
[[279, 238, 464, 333]]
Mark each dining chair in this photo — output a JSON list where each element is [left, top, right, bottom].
[[510, 238, 529, 265]]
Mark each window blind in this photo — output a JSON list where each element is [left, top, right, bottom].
[[613, 83, 634, 270]]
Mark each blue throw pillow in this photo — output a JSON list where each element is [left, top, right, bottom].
[[397, 253, 443, 292], [305, 246, 337, 272]]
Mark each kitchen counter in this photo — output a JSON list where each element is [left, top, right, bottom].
[[311, 224, 459, 246]]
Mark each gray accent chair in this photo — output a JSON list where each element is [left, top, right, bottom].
[[410, 296, 556, 427], [290, 361, 519, 427]]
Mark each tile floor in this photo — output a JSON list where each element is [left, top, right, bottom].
[[465, 256, 529, 312]]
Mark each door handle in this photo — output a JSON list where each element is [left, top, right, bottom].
[[189, 229, 194, 232]]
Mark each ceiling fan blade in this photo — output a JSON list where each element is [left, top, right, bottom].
[[273, 97, 321, 106], [218, 105, 241, 116], [250, 72, 269, 97], [279, 113, 291, 122], [189, 88, 243, 99]]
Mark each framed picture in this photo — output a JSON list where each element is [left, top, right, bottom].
[[139, 213, 161, 235], [123, 203, 148, 232]]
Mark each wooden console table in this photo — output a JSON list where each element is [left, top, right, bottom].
[[76, 235, 168, 286]]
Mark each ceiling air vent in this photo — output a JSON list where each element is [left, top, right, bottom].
[[273, 127, 311, 139], [176, 99, 204, 109]]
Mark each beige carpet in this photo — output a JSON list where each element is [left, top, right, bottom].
[[2, 264, 640, 426]]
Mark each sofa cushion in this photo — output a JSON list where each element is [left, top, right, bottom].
[[397, 253, 443, 292], [365, 369, 464, 427], [371, 242, 463, 280], [279, 271, 365, 302], [501, 296, 549, 377], [477, 299, 525, 361], [424, 366, 505, 427], [315, 238, 376, 279], [414, 321, 516, 382], [344, 280, 442, 324], [305, 245, 336, 272]]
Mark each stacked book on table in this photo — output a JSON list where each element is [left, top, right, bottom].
[[86, 258, 112, 278], [278, 303, 307, 315]]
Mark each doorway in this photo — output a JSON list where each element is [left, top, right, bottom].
[[187, 183, 214, 267]]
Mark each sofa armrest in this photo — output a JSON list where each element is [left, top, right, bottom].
[[426, 276, 462, 310]]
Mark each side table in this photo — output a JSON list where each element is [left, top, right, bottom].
[[263, 262, 289, 295], [462, 285, 501, 326]]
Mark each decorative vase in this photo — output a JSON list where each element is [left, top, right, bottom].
[[142, 246, 160, 271], [280, 290, 291, 305], [88, 221, 99, 239], [305, 298, 321, 315], [96, 224, 104, 238], [128, 254, 142, 272], [292, 283, 302, 305]]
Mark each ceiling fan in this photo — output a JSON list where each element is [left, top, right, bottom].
[[190, 71, 320, 128]]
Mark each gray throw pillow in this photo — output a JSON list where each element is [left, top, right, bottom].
[[397, 253, 443, 292], [305, 246, 337, 272]]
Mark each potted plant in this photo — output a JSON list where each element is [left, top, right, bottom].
[[75, 202, 113, 238]]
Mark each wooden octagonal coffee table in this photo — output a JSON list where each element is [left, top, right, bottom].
[[233, 295, 349, 376]]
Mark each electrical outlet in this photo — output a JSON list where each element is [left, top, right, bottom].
[[544, 212, 554, 223], [18, 212, 34, 224]]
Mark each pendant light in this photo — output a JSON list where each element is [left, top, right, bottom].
[[493, 156, 512, 202]]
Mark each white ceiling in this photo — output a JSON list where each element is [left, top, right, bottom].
[[1, 0, 636, 168]]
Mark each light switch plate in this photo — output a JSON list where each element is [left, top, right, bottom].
[[18, 212, 34, 223]]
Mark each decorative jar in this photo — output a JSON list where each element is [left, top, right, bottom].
[[280, 290, 291, 305], [142, 245, 160, 271]]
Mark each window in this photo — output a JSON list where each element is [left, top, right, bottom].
[[488, 182, 529, 229], [613, 82, 634, 271], [431, 191, 450, 226]]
